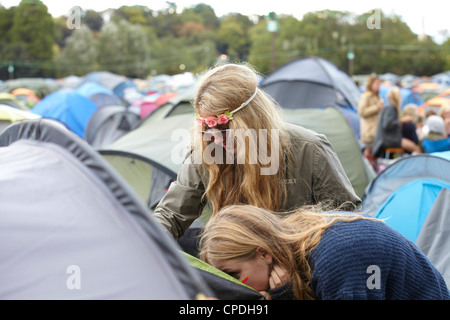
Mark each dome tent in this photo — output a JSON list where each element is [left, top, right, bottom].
[[31, 89, 98, 139], [260, 56, 362, 111], [0, 119, 213, 299]]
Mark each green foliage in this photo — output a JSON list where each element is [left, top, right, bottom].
[[9, 0, 54, 61], [0, 2, 448, 80]]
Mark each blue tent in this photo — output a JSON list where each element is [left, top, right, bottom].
[[362, 154, 450, 216], [375, 178, 450, 242], [362, 154, 450, 286], [81, 71, 138, 99], [75, 82, 122, 108], [32, 89, 98, 138]]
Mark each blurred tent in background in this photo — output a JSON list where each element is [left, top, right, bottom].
[[85, 105, 140, 149], [130, 91, 179, 118], [31, 89, 98, 138], [260, 56, 362, 111], [81, 71, 139, 102], [10, 88, 41, 107], [0, 93, 29, 111], [57, 75, 84, 89], [260, 56, 362, 140], [0, 78, 61, 99], [379, 85, 424, 109], [75, 82, 123, 108], [0, 119, 214, 300], [0, 104, 41, 133]]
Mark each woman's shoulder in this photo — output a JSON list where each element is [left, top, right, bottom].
[[283, 122, 328, 145], [310, 217, 408, 264]]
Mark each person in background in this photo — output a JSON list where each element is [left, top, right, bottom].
[[372, 87, 403, 158], [358, 74, 384, 169], [420, 115, 450, 153], [400, 104, 421, 151], [440, 104, 450, 137], [153, 63, 361, 240], [199, 204, 450, 300]]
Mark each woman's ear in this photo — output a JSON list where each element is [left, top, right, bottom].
[[256, 247, 273, 265]]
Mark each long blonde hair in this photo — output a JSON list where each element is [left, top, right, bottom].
[[387, 87, 402, 116], [199, 204, 372, 300], [193, 63, 292, 214]]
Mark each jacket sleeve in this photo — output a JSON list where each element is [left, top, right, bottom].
[[312, 136, 361, 211], [358, 93, 381, 118], [153, 154, 206, 239]]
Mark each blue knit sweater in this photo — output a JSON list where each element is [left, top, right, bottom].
[[308, 218, 450, 300]]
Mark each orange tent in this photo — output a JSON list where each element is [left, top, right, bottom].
[[417, 97, 450, 117], [10, 88, 41, 106]]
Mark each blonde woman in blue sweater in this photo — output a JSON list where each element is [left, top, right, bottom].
[[199, 204, 449, 300]]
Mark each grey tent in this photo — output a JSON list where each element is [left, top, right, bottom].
[[84, 105, 141, 149], [0, 119, 213, 299], [416, 188, 450, 286], [260, 56, 361, 111]]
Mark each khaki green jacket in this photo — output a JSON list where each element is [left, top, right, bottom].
[[154, 123, 361, 239]]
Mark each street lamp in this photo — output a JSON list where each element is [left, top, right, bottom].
[[267, 12, 278, 71]]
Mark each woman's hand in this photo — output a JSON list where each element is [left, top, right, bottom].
[[259, 291, 272, 300], [269, 264, 290, 290]]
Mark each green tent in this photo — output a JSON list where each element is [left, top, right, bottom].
[[0, 93, 29, 111], [99, 94, 197, 210], [0, 104, 41, 133], [280, 106, 375, 197]]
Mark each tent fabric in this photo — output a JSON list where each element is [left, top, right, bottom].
[[416, 188, 450, 287], [0, 119, 213, 299], [81, 71, 138, 99], [375, 178, 450, 243], [260, 56, 361, 111], [31, 89, 98, 138], [362, 154, 450, 216], [182, 252, 264, 300], [0, 104, 41, 133], [379, 85, 424, 109], [0, 93, 28, 111], [99, 151, 176, 206], [84, 106, 140, 149], [76, 82, 122, 108]]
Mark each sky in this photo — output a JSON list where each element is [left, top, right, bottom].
[[1, 0, 449, 43]]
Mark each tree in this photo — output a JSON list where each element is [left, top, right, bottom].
[[58, 25, 97, 76], [217, 14, 253, 61], [97, 20, 150, 78], [9, 0, 54, 61]]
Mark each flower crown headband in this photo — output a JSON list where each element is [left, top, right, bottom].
[[195, 88, 258, 128]]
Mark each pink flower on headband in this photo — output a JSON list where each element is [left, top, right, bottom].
[[205, 116, 219, 128], [195, 117, 205, 126], [217, 114, 230, 125]]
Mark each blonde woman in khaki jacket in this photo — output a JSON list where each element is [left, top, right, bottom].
[[358, 74, 384, 166], [154, 64, 361, 239]]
